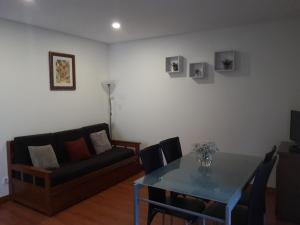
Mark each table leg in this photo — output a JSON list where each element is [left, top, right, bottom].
[[225, 205, 232, 225], [225, 191, 241, 225], [134, 183, 141, 225]]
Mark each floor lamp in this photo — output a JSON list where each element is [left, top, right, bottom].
[[101, 80, 115, 138]]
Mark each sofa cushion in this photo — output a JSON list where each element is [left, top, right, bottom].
[[81, 123, 110, 154], [55, 128, 83, 163], [51, 147, 134, 186], [90, 130, 112, 154], [13, 133, 57, 165], [28, 145, 60, 169], [64, 138, 91, 162]]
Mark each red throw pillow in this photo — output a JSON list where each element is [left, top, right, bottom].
[[64, 138, 91, 162]]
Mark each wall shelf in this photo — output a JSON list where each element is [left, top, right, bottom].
[[166, 56, 184, 73], [214, 51, 236, 72], [189, 63, 207, 79]]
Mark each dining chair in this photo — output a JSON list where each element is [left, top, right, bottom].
[[160, 137, 189, 201], [140, 144, 206, 225], [201, 156, 277, 225], [238, 145, 277, 207], [159, 137, 183, 163], [160, 137, 210, 203]]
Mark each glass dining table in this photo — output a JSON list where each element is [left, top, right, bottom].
[[134, 151, 262, 225]]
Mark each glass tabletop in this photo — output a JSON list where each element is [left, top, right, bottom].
[[135, 151, 262, 204]]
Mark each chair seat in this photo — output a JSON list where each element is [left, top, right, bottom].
[[167, 196, 206, 220], [202, 202, 248, 225], [51, 147, 134, 185], [151, 196, 206, 222], [238, 191, 250, 206]]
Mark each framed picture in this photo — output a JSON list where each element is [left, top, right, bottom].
[[49, 52, 76, 90]]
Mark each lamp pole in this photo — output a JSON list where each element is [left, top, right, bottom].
[[107, 83, 112, 139], [102, 80, 114, 139]]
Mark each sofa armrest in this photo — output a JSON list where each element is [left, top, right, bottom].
[[11, 164, 52, 188], [111, 139, 140, 155], [12, 164, 51, 177]]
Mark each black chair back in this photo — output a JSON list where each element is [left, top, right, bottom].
[[263, 145, 277, 163], [248, 156, 277, 225], [160, 137, 183, 163], [140, 144, 166, 203]]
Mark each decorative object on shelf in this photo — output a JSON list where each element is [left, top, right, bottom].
[[189, 63, 207, 79], [101, 80, 115, 138], [222, 59, 233, 70], [193, 142, 219, 167], [172, 62, 179, 71], [166, 56, 184, 73], [49, 52, 76, 90], [214, 50, 236, 72]]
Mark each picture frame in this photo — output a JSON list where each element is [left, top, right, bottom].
[[49, 51, 76, 90]]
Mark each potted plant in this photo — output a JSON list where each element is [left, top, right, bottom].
[[222, 59, 233, 70], [172, 62, 179, 72]]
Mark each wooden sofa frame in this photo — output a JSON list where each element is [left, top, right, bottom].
[[7, 139, 141, 216]]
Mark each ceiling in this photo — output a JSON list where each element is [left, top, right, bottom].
[[0, 0, 300, 44]]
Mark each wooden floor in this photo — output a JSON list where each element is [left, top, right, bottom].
[[0, 173, 297, 225]]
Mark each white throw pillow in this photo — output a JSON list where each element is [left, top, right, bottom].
[[90, 130, 112, 154], [28, 145, 60, 169]]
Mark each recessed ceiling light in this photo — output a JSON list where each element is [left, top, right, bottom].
[[23, 0, 35, 3], [112, 22, 121, 30]]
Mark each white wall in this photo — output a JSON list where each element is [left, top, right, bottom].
[[1, 18, 299, 197], [109, 19, 300, 187], [0, 19, 109, 197]]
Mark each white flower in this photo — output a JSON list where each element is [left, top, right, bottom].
[[193, 142, 219, 154]]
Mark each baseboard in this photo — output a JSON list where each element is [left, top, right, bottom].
[[0, 195, 11, 204]]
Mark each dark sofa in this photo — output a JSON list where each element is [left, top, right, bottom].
[[7, 123, 141, 215]]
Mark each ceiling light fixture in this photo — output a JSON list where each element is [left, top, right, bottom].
[[23, 0, 35, 3], [112, 22, 121, 30]]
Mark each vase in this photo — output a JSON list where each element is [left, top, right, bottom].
[[223, 64, 231, 70], [197, 151, 213, 167]]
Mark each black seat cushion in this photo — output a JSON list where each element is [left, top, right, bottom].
[[203, 203, 248, 225], [51, 147, 134, 186], [81, 123, 110, 154], [13, 133, 57, 165], [166, 196, 206, 221]]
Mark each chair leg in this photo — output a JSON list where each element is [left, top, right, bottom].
[[162, 213, 165, 225]]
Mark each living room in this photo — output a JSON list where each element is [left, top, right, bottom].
[[0, 0, 300, 225]]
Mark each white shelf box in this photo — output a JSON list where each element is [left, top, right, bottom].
[[214, 51, 236, 72], [166, 56, 184, 73], [189, 63, 207, 79]]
